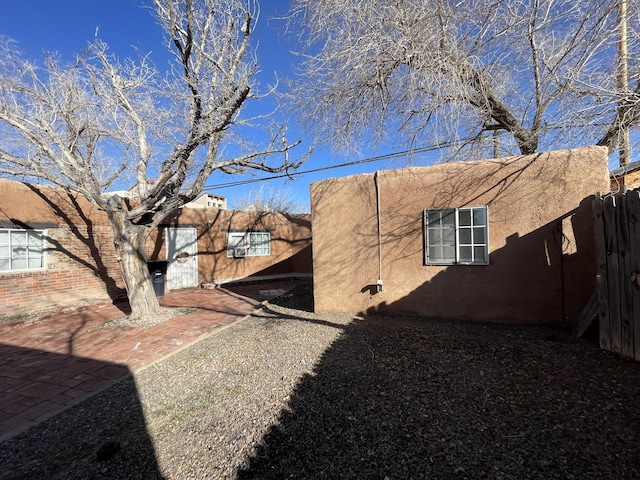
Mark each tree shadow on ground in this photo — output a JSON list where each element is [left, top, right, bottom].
[[0, 345, 163, 479], [224, 280, 314, 311], [238, 310, 640, 479]]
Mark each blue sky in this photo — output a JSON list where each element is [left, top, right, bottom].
[[0, 0, 428, 212]]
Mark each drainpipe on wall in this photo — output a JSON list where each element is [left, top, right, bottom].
[[374, 172, 383, 293]]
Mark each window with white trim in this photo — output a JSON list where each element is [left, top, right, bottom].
[[0, 229, 45, 271], [226, 231, 271, 257], [424, 207, 489, 265]]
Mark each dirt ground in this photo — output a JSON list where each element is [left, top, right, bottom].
[[2, 285, 640, 479]]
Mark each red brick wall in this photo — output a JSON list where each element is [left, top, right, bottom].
[[0, 225, 126, 319]]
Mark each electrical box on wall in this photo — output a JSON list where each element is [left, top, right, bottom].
[[376, 279, 383, 293]]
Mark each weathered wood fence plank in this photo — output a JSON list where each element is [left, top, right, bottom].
[[619, 194, 634, 359], [627, 190, 640, 361], [593, 196, 610, 351], [593, 190, 640, 361], [603, 195, 620, 353]]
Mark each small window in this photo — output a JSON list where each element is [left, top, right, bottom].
[[227, 231, 271, 257], [0, 229, 45, 271], [424, 207, 488, 265]]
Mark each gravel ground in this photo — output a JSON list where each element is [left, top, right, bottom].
[[2, 284, 640, 479]]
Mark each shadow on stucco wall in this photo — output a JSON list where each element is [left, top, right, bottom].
[[365, 195, 597, 325], [158, 208, 312, 285], [311, 148, 605, 325]]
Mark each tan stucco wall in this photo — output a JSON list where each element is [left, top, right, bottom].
[[311, 146, 611, 325], [0, 180, 311, 317], [155, 208, 312, 286], [0, 179, 109, 225]]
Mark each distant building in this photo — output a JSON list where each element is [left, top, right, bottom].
[[610, 160, 640, 191], [183, 192, 227, 209]]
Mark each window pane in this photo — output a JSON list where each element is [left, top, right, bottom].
[[11, 231, 26, 247], [12, 257, 27, 269], [227, 233, 246, 256], [0, 229, 44, 271], [228, 233, 245, 248], [458, 209, 471, 226], [459, 246, 472, 262], [443, 227, 455, 244], [442, 246, 456, 262], [248, 232, 270, 256], [428, 229, 441, 244], [28, 257, 43, 269], [473, 208, 487, 226], [429, 246, 455, 263], [425, 207, 488, 265], [28, 232, 43, 257], [441, 210, 455, 227], [474, 246, 487, 262], [459, 228, 472, 244], [473, 227, 486, 244], [428, 210, 455, 227], [28, 231, 43, 247], [426, 209, 455, 264]]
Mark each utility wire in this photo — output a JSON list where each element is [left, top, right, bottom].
[[203, 141, 460, 191]]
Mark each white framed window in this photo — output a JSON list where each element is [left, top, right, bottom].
[[424, 207, 489, 265], [0, 228, 45, 272], [226, 231, 271, 258]]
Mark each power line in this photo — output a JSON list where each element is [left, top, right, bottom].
[[203, 142, 455, 191]]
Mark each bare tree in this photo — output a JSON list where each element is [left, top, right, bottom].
[[287, 0, 640, 161], [232, 185, 306, 213], [0, 0, 308, 319]]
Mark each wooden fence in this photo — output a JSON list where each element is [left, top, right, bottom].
[[589, 189, 640, 361]]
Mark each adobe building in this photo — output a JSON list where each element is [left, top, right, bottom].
[[310, 146, 610, 325], [0, 180, 311, 318]]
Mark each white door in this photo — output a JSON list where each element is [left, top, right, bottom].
[[166, 227, 198, 290]]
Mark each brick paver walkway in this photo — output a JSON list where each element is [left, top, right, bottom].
[[0, 280, 304, 442]]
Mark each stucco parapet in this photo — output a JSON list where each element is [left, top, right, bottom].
[[311, 146, 610, 195]]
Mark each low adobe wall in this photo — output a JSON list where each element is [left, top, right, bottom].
[[310, 146, 610, 325]]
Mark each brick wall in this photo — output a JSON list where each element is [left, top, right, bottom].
[[0, 225, 126, 319]]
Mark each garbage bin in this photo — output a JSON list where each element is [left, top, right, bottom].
[[147, 261, 168, 297]]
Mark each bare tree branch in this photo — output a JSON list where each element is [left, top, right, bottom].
[[287, 0, 636, 160], [0, 0, 307, 319]]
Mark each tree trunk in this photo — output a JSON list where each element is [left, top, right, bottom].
[[107, 208, 161, 320]]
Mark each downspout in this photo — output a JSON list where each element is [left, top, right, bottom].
[[374, 172, 383, 293]]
